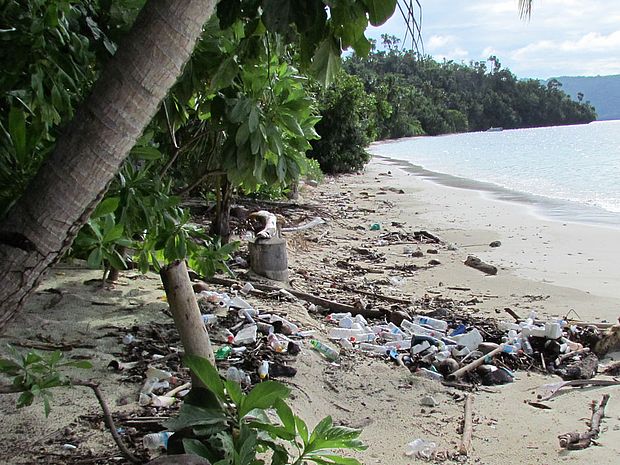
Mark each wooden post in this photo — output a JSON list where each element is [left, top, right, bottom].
[[160, 260, 214, 388], [248, 237, 289, 281]]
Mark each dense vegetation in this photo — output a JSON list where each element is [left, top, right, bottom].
[[306, 37, 597, 173]]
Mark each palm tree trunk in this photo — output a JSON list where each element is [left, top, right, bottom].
[[0, 0, 215, 332]]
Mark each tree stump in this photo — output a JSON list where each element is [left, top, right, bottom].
[[248, 237, 289, 282]]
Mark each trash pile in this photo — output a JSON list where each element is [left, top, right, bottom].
[[195, 286, 308, 384], [321, 308, 612, 386]]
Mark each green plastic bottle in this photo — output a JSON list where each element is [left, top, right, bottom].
[[310, 339, 340, 362], [215, 346, 232, 360]]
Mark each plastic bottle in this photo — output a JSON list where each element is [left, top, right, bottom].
[[142, 432, 173, 450], [405, 438, 437, 458], [521, 336, 533, 355], [201, 314, 218, 325], [451, 328, 483, 351], [328, 327, 364, 340], [268, 333, 287, 353], [215, 346, 232, 360], [385, 339, 412, 350], [411, 340, 431, 355], [310, 339, 340, 362], [226, 367, 249, 384], [270, 315, 299, 334], [359, 343, 389, 355], [412, 315, 448, 332], [258, 361, 269, 379], [416, 367, 444, 381], [401, 320, 444, 337], [326, 312, 352, 323]]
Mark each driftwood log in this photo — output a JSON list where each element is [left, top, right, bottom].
[[447, 344, 505, 381], [204, 276, 387, 319], [558, 394, 610, 450], [459, 394, 474, 455], [464, 256, 497, 275]]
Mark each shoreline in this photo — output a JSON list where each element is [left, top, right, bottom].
[[364, 155, 620, 307]]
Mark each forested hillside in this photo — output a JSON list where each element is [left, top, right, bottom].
[[552, 75, 620, 121], [339, 41, 597, 140]]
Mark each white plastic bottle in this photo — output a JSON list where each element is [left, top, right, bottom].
[[412, 315, 448, 332], [142, 432, 172, 450], [401, 319, 444, 337]]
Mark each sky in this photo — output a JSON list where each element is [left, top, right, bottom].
[[366, 0, 620, 80]]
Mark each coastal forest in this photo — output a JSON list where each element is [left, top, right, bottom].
[[309, 36, 597, 172]]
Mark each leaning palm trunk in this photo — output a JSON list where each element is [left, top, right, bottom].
[[0, 0, 215, 331]]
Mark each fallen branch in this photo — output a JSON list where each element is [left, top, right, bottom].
[[458, 394, 474, 456], [537, 378, 620, 401], [204, 276, 386, 319], [558, 394, 610, 450], [8, 340, 96, 351]]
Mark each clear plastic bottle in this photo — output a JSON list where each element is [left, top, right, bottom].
[[142, 431, 172, 450], [405, 438, 437, 458], [310, 339, 340, 362], [268, 333, 287, 353], [328, 327, 364, 340], [401, 320, 444, 337], [412, 315, 448, 332], [326, 312, 352, 323], [359, 343, 389, 355], [201, 314, 218, 325]]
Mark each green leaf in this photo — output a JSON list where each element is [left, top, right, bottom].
[[183, 355, 226, 401], [306, 417, 366, 453], [304, 453, 363, 465], [164, 402, 228, 431], [248, 106, 259, 132], [17, 390, 34, 408], [87, 247, 103, 268], [274, 398, 296, 435], [352, 35, 372, 57], [281, 114, 304, 136], [0, 358, 21, 376], [238, 425, 258, 465], [211, 56, 240, 91], [363, 0, 397, 26], [295, 416, 309, 446], [236, 122, 250, 147], [225, 380, 243, 407], [8, 107, 26, 159], [248, 421, 296, 441], [66, 360, 92, 369], [239, 381, 290, 418], [182, 438, 213, 458], [310, 38, 341, 86], [102, 223, 124, 243], [91, 197, 120, 219], [131, 145, 163, 160]]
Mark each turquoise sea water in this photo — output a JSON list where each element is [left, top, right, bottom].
[[369, 120, 620, 227]]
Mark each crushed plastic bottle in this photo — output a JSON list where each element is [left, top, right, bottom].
[[226, 367, 250, 385], [268, 333, 287, 353], [405, 438, 437, 458], [215, 346, 232, 360], [310, 339, 340, 362], [401, 320, 444, 338], [234, 324, 257, 345]]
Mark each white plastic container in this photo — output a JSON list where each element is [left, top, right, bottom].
[[401, 320, 445, 337], [329, 327, 364, 340], [451, 328, 483, 351], [544, 322, 562, 339], [359, 343, 389, 355], [234, 324, 257, 345]]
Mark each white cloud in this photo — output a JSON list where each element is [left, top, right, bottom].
[[366, 0, 620, 78]]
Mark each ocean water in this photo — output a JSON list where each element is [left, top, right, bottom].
[[369, 120, 620, 227]]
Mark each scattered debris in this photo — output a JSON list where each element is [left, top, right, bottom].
[[558, 394, 610, 450]]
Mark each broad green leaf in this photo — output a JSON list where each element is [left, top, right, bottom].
[[248, 421, 296, 441], [225, 380, 243, 407], [352, 35, 372, 57], [182, 438, 213, 458], [239, 381, 290, 418], [306, 417, 366, 453], [183, 355, 226, 400], [274, 398, 296, 435], [238, 425, 258, 465], [309, 38, 341, 87], [281, 114, 304, 136], [87, 247, 103, 268], [363, 0, 397, 26], [131, 145, 163, 160], [105, 249, 126, 271], [163, 402, 227, 431], [304, 454, 362, 465], [211, 56, 240, 91], [8, 107, 26, 159], [236, 122, 250, 147], [91, 197, 120, 219], [295, 416, 309, 446], [102, 223, 124, 243], [248, 105, 259, 132]]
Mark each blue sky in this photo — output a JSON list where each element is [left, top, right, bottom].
[[366, 0, 620, 79]]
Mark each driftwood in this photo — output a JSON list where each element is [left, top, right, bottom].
[[537, 378, 620, 401], [205, 276, 387, 319], [558, 394, 610, 450], [464, 256, 497, 275], [447, 345, 505, 381], [458, 394, 474, 455], [555, 352, 599, 380]]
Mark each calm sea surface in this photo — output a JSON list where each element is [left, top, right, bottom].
[[369, 120, 620, 227]]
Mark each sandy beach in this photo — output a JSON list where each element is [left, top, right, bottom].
[[1, 155, 619, 464]]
